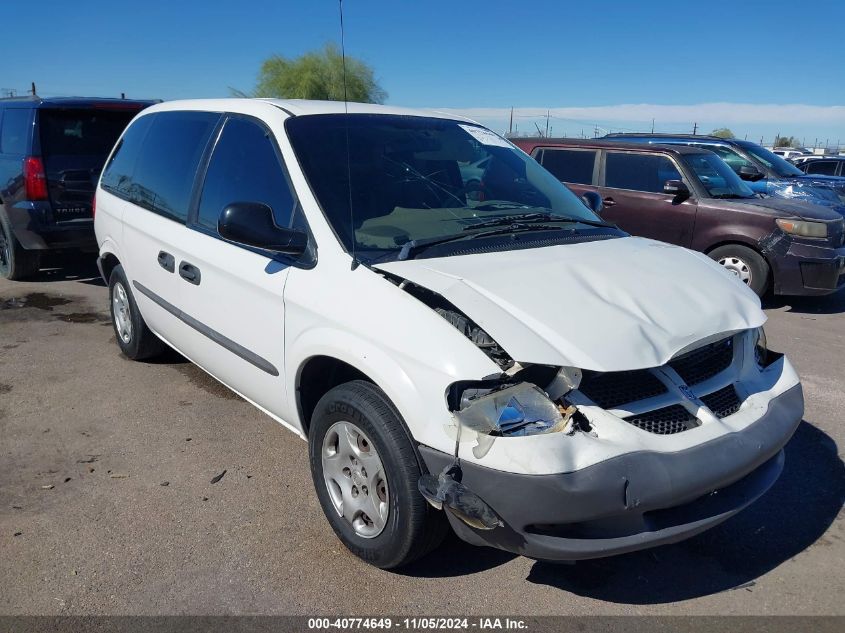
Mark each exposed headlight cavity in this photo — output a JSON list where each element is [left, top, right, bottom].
[[455, 383, 566, 437], [753, 326, 768, 367]]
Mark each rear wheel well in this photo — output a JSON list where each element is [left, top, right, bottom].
[[297, 356, 371, 435], [100, 253, 120, 283]]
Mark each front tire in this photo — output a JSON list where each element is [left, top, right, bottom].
[[709, 244, 770, 297], [309, 380, 448, 569], [108, 264, 166, 360], [0, 212, 40, 281]]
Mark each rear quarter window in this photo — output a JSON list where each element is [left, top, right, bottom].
[[538, 148, 597, 184], [104, 111, 220, 222], [0, 108, 31, 155]]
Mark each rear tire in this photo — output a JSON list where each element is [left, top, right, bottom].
[[309, 380, 448, 569], [709, 244, 770, 297], [108, 264, 166, 360], [0, 211, 41, 281]]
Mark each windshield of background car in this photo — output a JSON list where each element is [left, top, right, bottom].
[[286, 114, 613, 261], [689, 143, 758, 174], [683, 153, 756, 198], [738, 142, 806, 178]]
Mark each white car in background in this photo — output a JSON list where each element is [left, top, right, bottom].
[[94, 99, 804, 568]]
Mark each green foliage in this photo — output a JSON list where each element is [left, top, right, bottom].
[[773, 135, 800, 148], [240, 43, 387, 104], [710, 128, 735, 139]]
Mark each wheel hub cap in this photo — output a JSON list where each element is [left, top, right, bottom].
[[321, 421, 389, 539], [718, 256, 752, 284], [112, 282, 133, 344]]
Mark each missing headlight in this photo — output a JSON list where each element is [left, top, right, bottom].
[[454, 383, 566, 437]]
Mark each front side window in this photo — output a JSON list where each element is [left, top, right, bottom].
[[130, 111, 220, 222], [198, 117, 296, 231], [805, 161, 837, 176], [0, 109, 31, 155], [538, 148, 597, 184], [682, 153, 755, 199], [286, 114, 615, 262], [604, 152, 682, 193], [738, 141, 805, 178]]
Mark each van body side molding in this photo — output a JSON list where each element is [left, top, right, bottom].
[[132, 280, 280, 377]]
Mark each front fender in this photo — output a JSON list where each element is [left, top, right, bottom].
[[287, 326, 474, 455]]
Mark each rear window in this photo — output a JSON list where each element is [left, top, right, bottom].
[[538, 148, 597, 184], [0, 108, 31, 155], [39, 109, 139, 157]]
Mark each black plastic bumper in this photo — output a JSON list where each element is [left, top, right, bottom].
[[772, 241, 845, 296], [419, 383, 803, 561], [5, 202, 95, 251]]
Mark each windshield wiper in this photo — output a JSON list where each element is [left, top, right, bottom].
[[396, 224, 571, 261], [463, 211, 614, 230]]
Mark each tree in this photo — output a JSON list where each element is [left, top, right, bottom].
[[773, 135, 800, 148], [237, 44, 387, 103], [710, 128, 735, 139]]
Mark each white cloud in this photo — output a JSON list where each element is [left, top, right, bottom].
[[434, 103, 845, 126]]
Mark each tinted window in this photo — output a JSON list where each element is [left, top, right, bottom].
[[539, 149, 597, 184], [806, 161, 837, 176], [100, 115, 154, 195], [605, 152, 682, 193], [39, 109, 138, 158], [198, 117, 295, 231], [130, 111, 220, 222], [0, 108, 31, 155]]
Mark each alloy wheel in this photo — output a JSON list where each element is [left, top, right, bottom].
[[112, 282, 133, 344]]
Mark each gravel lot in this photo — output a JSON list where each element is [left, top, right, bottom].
[[1, 255, 843, 616]]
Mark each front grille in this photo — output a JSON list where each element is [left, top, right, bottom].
[[700, 384, 742, 418], [668, 337, 734, 386], [577, 369, 667, 409], [625, 404, 699, 435]]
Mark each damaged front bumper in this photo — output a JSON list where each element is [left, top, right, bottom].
[[418, 381, 803, 561]]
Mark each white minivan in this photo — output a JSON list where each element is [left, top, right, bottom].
[[95, 99, 803, 568]]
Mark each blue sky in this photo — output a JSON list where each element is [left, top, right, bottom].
[[3, 0, 844, 146]]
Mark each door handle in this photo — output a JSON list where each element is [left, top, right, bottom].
[[179, 261, 201, 285], [602, 197, 616, 207], [157, 251, 175, 273]]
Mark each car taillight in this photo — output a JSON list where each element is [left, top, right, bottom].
[[23, 157, 48, 201]]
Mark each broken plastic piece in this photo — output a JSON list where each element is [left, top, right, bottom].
[[418, 465, 503, 530], [455, 383, 564, 437]]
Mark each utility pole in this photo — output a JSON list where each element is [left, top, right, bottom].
[[545, 110, 550, 138], [534, 122, 543, 137], [30, 82, 36, 96], [692, 122, 697, 135], [651, 118, 655, 133], [508, 107, 513, 135], [121, 92, 126, 100]]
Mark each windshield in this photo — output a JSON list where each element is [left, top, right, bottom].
[[737, 141, 805, 178], [286, 114, 610, 261], [682, 153, 755, 198]]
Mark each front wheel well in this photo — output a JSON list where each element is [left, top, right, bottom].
[[296, 356, 372, 435]]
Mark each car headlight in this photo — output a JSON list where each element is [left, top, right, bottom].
[[776, 218, 828, 238], [753, 326, 768, 367], [454, 382, 564, 437]]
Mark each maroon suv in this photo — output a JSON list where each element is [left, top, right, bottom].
[[513, 138, 845, 296]]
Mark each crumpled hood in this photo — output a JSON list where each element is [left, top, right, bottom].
[[376, 237, 765, 372]]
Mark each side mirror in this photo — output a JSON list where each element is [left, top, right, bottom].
[[218, 202, 308, 256], [738, 165, 764, 181], [580, 190, 604, 214], [663, 180, 690, 201]]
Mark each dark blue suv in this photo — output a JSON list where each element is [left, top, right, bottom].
[[604, 134, 845, 211], [0, 97, 154, 279]]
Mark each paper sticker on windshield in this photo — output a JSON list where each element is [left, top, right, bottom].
[[459, 124, 512, 148]]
